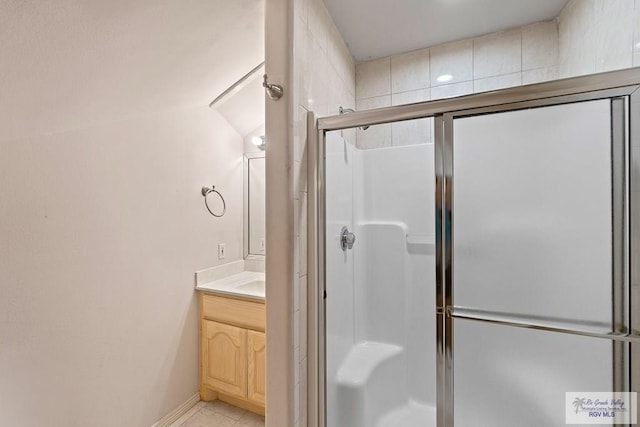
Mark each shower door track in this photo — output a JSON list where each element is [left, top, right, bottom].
[[308, 67, 640, 427]]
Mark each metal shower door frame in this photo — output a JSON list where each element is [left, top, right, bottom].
[[308, 68, 640, 427], [440, 91, 633, 427]]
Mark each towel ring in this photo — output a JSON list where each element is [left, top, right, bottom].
[[201, 185, 226, 217]]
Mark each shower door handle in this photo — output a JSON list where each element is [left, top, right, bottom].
[[340, 226, 356, 251]]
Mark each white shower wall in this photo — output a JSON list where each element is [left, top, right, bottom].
[[325, 132, 355, 427], [354, 144, 436, 405], [326, 129, 435, 426]]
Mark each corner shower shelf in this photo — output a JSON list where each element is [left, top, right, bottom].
[[405, 234, 435, 246]]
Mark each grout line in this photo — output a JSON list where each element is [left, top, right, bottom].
[[520, 28, 523, 85], [471, 37, 475, 93], [427, 47, 431, 91], [388, 56, 394, 147]]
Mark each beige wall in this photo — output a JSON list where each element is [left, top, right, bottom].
[[0, 106, 244, 427], [558, 0, 639, 77], [265, 0, 294, 424]]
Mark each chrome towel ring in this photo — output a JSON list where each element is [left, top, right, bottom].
[[201, 185, 226, 217]]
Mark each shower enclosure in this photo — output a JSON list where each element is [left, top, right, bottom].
[[308, 69, 640, 427]]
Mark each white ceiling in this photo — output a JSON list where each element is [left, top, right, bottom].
[[0, 0, 264, 140], [324, 0, 568, 61]]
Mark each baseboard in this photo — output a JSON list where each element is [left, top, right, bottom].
[[151, 392, 200, 427]]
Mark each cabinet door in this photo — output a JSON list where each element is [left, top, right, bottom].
[[247, 330, 266, 405], [203, 320, 247, 398]]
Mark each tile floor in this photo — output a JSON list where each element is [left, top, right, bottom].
[[169, 400, 265, 427]]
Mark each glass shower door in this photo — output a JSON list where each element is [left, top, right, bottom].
[[442, 98, 634, 426]]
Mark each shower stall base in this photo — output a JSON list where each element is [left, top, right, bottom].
[[333, 340, 436, 427], [377, 401, 437, 427], [333, 341, 404, 427], [332, 338, 436, 427]]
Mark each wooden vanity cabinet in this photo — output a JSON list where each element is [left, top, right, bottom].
[[203, 320, 247, 398], [247, 330, 266, 405], [199, 293, 266, 414]]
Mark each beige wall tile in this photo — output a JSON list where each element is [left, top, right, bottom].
[[298, 191, 308, 277], [594, 0, 633, 72], [295, 107, 308, 195], [327, 65, 346, 116], [329, 25, 356, 93], [473, 29, 522, 79], [430, 39, 473, 86], [474, 72, 522, 93], [391, 48, 430, 93], [522, 66, 559, 85], [294, 317, 301, 373], [294, 368, 300, 422], [307, 30, 328, 116], [307, 0, 330, 50], [558, 0, 597, 77], [299, 276, 308, 360], [295, 105, 308, 163], [391, 88, 430, 105], [356, 57, 391, 99], [299, 357, 308, 427], [522, 21, 559, 70], [634, 0, 640, 56], [431, 81, 473, 100], [295, 152, 309, 201], [558, 0, 637, 77], [294, 16, 309, 110], [298, 0, 308, 24]]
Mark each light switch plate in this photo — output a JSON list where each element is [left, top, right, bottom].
[[218, 243, 226, 259]]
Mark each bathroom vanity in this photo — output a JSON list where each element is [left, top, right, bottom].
[[194, 142, 267, 415], [196, 269, 266, 415]]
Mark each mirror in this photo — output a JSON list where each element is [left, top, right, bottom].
[[244, 152, 266, 257]]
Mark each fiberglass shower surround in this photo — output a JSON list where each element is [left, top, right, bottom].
[[325, 132, 437, 427]]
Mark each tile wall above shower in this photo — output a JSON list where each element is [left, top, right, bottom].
[[355, 20, 558, 150], [355, 0, 640, 150]]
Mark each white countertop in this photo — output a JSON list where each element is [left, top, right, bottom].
[[195, 270, 265, 301]]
